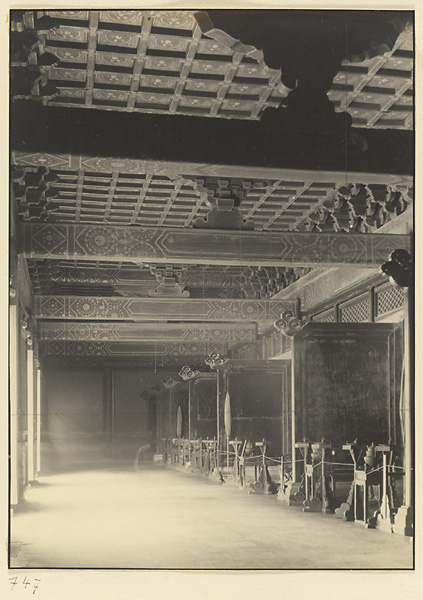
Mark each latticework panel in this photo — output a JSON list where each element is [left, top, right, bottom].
[[375, 285, 405, 316], [273, 331, 283, 355], [281, 334, 291, 353], [339, 297, 370, 323], [263, 334, 274, 359], [312, 309, 336, 323]]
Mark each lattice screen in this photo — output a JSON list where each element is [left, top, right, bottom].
[[375, 285, 405, 316], [312, 309, 336, 323], [339, 297, 370, 323]]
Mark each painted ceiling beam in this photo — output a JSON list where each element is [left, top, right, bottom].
[[42, 354, 209, 370], [33, 295, 295, 322], [22, 223, 410, 268], [40, 340, 228, 357], [272, 209, 413, 312], [37, 321, 257, 343], [12, 149, 412, 187], [11, 102, 413, 177]]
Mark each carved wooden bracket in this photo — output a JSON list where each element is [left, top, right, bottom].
[[151, 384, 162, 395], [381, 248, 413, 288], [12, 166, 60, 221], [11, 10, 60, 100], [193, 179, 254, 230], [178, 365, 200, 381], [299, 183, 412, 234], [162, 376, 178, 389], [205, 352, 229, 369], [148, 264, 189, 298], [274, 310, 308, 337]]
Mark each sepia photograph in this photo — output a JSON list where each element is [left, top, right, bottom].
[[7, 6, 415, 574]]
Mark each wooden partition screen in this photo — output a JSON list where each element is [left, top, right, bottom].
[[292, 322, 403, 449]]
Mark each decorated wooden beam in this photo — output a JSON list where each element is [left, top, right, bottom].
[[21, 223, 410, 268], [11, 102, 413, 177], [40, 340, 227, 357], [34, 295, 295, 322], [272, 209, 413, 311], [37, 321, 257, 343], [12, 150, 412, 187], [42, 354, 209, 370]]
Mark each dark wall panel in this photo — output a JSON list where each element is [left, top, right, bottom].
[[43, 367, 105, 470], [113, 369, 149, 460], [293, 323, 403, 447], [192, 376, 217, 440], [223, 365, 290, 456]]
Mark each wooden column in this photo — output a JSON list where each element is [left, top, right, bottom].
[[393, 288, 413, 535], [216, 371, 221, 468], [111, 368, 115, 460], [290, 354, 297, 483], [104, 367, 113, 459], [9, 300, 19, 505], [36, 365, 41, 475], [26, 342, 35, 482], [169, 388, 173, 439]]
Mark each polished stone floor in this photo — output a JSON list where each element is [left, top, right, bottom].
[[10, 463, 413, 570]]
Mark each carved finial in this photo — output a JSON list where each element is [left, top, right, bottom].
[[274, 310, 308, 337], [178, 365, 200, 381], [381, 249, 412, 288]]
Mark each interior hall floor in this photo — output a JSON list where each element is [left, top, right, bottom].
[[10, 463, 413, 570]]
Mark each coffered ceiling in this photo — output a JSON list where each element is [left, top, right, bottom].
[[15, 9, 413, 129], [10, 9, 414, 370]]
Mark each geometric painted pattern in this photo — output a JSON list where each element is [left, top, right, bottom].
[[41, 354, 210, 370], [34, 295, 298, 322], [40, 340, 228, 357], [23, 223, 412, 267], [37, 321, 257, 343], [28, 259, 310, 299]]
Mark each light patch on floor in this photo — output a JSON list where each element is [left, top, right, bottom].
[[10, 464, 413, 570]]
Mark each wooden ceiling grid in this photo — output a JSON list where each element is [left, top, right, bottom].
[[12, 164, 413, 234], [24, 10, 413, 129], [11, 10, 414, 366], [31, 9, 288, 121]]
